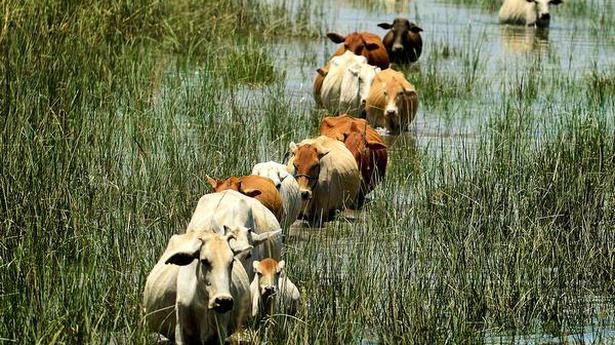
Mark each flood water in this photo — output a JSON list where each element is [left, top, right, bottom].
[[268, 0, 615, 343], [270, 0, 614, 154]]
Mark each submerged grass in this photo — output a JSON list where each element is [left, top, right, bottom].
[[1, 0, 615, 344]]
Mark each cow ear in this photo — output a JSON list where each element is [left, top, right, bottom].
[[276, 260, 285, 273], [289, 142, 298, 154], [251, 229, 282, 247], [252, 260, 261, 274], [326, 32, 346, 44], [410, 25, 423, 33], [206, 175, 218, 189], [365, 42, 380, 51], [164, 234, 202, 266], [242, 188, 262, 198], [377, 23, 392, 29]]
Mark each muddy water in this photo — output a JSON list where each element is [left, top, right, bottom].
[[272, 0, 615, 343], [272, 0, 614, 153]]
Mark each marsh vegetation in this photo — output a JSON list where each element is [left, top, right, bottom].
[[1, 0, 613, 344]]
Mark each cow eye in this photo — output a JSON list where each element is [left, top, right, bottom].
[[201, 259, 211, 268]]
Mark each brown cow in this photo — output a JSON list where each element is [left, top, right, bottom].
[[313, 64, 329, 107], [326, 32, 390, 70], [378, 18, 423, 64], [365, 69, 418, 134], [207, 175, 283, 222], [319, 115, 388, 201]]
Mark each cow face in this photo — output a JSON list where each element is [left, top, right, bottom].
[[341, 63, 380, 114], [378, 18, 423, 55], [288, 143, 329, 201], [373, 77, 416, 134], [165, 232, 245, 314], [327, 32, 381, 56], [252, 259, 285, 298], [527, 0, 562, 27]]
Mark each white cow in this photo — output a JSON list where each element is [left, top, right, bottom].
[[143, 231, 251, 344], [339, 61, 380, 116], [250, 258, 300, 319], [251, 161, 302, 229], [499, 0, 563, 28], [320, 51, 369, 115], [185, 190, 282, 278]]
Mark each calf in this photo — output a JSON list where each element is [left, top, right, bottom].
[[365, 69, 419, 134], [378, 18, 423, 64], [499, 0, 563, 28], [250, 259, 300, 319], [251, 161, 301, 229], [207, 175, 283, 222], [326, 31, 390, 69]]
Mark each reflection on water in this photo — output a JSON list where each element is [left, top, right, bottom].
[[500, 25, 550, 53]]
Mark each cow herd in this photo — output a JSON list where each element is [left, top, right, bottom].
[[142, 7, 565, 343]]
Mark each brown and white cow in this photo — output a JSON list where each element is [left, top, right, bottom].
[[319, 115, 388, 201], [378, 18, 423, 64], [250, 258, 300, 319], [326, 31, 390, 70], [207, 175, 283, 222], [365, 69, 419, 134], [287, 136, 360, 224]]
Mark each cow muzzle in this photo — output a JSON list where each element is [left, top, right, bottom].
[[300, 189, 312, 201], [392, 43, 404, 53], [209, 295, 234, 313], [261, 285, 277, 298]]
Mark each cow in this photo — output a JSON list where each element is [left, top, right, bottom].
[[185, 190, 283, 278], [365, 69, 419, 134], [319, 115, 388, 203], [339, 60, 381, 116], [251, 161, 302, 229], [287, 136, 360, 224], [207, 175, 283, 223], [377, 18, 423, 64], [143, 231, 252, 344], [250, 259, 300, 319], [499, 0, 563, 28], [319, 51, 369, 115], [326, 31, 390, 69]]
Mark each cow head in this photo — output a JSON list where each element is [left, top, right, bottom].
[[375, 76, 416, 134], [340, 63, 380, 114], [252, 258, 285, 298], [327, 32, 381, 56], [288, 142, 329, 201], [378, 18, 423, 55], [164, 232, 248, 314], [527, 0, 562, 27], [207, 176, 262, 198]]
